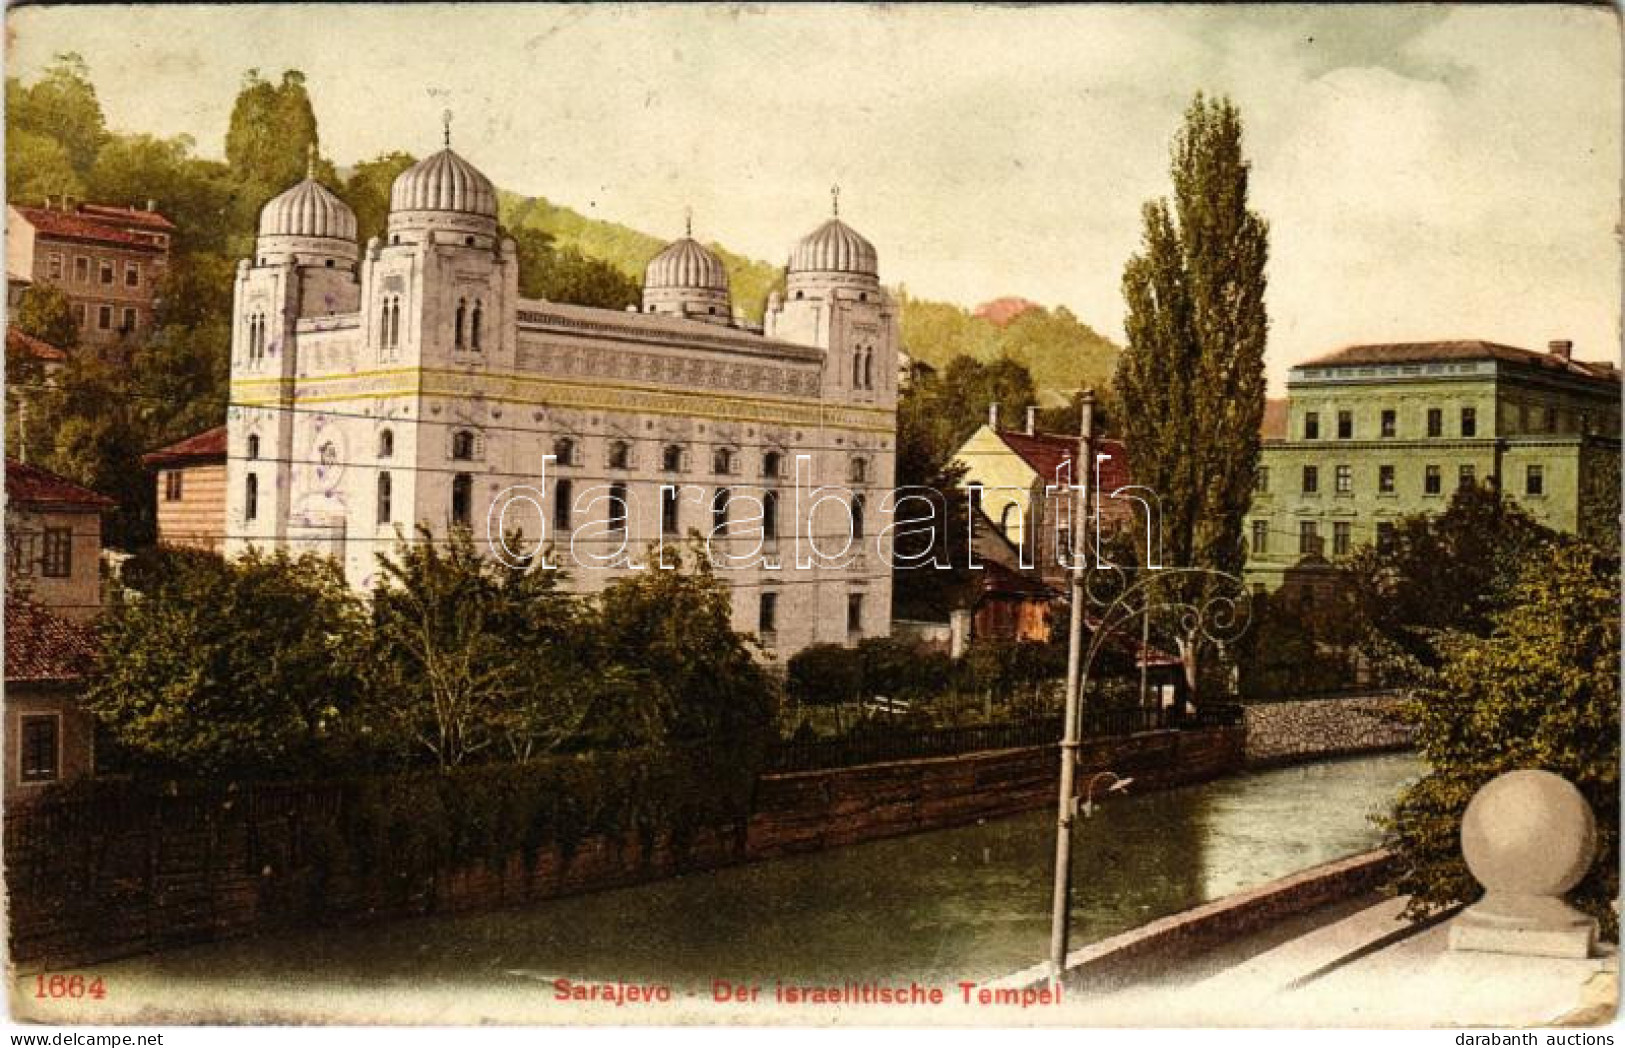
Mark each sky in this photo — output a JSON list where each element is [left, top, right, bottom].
[[8, 3, 1621, 390]]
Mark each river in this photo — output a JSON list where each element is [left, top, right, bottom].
[[53, 751, 1421, 1021]]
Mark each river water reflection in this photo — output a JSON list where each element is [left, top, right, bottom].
[[90, 752, 1422, 1003]]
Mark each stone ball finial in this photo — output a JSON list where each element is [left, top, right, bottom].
[[1461, 769, 1596, 898], [1451, 769, 1599, 959]]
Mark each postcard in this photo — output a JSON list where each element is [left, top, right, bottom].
[[2, 1, 1619, 1035]]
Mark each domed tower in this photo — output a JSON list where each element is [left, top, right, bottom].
[[362, 117, 517, 373], [255, 171, 359, 268], [766, 188, 898, 407], [642, 217, 732, 324]]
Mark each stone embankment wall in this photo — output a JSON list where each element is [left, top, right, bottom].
[[1242, 693, 1415, 768], [7, 726, 1245, 969]]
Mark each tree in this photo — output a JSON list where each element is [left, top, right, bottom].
[[342, 151, 418, 246], [1115, 94, 1269, 703], [1345, 483, 1556, 674], [6, 53, 106, 177], [509, 226, 642, 310], [1385, 541, 1620, 937], [786, 643, 864, 733], [84, 549, 369, 778], [6, 129, 84, 204], [12, 285, 78, 349], [367, 528, 595, 769], [225, 69, 320, 196]]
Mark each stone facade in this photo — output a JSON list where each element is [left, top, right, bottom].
[[1247, 340, 1622, 600], [1240, 693, 1414, 767], [225, 147, 897, 657]]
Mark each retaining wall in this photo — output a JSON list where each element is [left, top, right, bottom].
[[1241, 693, 1415, 767], [7, 726, 1245, 969]]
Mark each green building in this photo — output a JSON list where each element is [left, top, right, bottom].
[[1246, 339, 1620, 596]]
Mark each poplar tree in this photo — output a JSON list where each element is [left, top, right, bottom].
[[1115, 94, 1269, 702]]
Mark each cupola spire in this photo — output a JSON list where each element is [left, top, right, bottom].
[[442, 108, 453, 149]]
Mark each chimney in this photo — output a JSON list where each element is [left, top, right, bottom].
[[988, 402, 1000, 430], [1025, 405, 1038, 436], [1549, 339, 1573, 361]]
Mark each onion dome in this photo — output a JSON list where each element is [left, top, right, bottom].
[[389, 148, 498, 218], [789, 217, 878, 277], [258, 178, 357, 241], [644, 237, 729, 291]]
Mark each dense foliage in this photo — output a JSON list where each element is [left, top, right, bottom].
[[1384, 541, 1620, 937], [1115, 94, 1269, 702]]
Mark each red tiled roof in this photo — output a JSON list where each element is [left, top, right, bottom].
[[6, 327, 66, 363], [4, 599, 99, 684], [142, 425, 227, 468], [1301, 340, 1620, 384], [995, 430, 1132, 492], [75, 203, 175, 231], [1261, 398, 1288, 439], [6, 460, 116, 510], [11, 205, 166, 251]]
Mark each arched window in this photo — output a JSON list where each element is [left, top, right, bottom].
[[848, 458, 867, 485], [245, 473, 259, 521], [713, 447, 734, 475], [388, 297, 400, 349], [454, 298, 466, 349], [663, 444, 684, 472], [247, 434, 260, 461], [608, 482, 628, 534], [763, 488, 780, 541], [378, 300, 389, 349], [451, 473, 472, 528], [554, 478, 573, 531], [851, 493, 865, 539], [852, 350, 862, 387], [608, 440, 632, 470], [712, 487, 731, 536], [471, 300, 483, 351], [377, 471, 392, 524], [378, 429, 394, 459], [553, 437, 577, 466], [451, 430, 475, 461], [762, 451, 781, 478], [863, 348, 873, 389]]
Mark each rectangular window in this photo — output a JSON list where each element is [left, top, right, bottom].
[[40, 527, 71, 578], [99, 259, 114, 285], [1378, 464, 1396, 494], [1334, 465, 1352, 494], [1380, 410, 1396, 438], [1458, 464, 1476, 490], [125, 261, 141, 287], [1303, 412, 1320, 440], [1427, 408, 1443, 438], [554, 479, 573, 532], [74, 256, 89, 282], [245, 473, 259, 522], [47, 254, 62, 280], [377, 472, 392, 525], [1298, 521, 1320, 557], [19, 715, 59, 783], [847, 593, 864, 635], [1424, 464, 1442, 495], [97, 305, 113, 331], [759, 592, 778, 636], [1336, 411, 1353, 440], [661, 486, 680, 535], [1544, 406, 1557, 434], [1376, 521, 1396, 554], [1460, 407, 1477, 438], [1526, 464, 1544, 496], [1333, 521, 1352, 557], [72, 303, 86, 327], [1255, 466, 1269, 494], [121, 307, 137, 333], [451, 474, 473, 528], [7, 532, 36, 577], [1301, 465, 1319, 494], [1251, 520, 1268, 555], [609, 482, 628, 534], [164, 471, 183, 502]]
